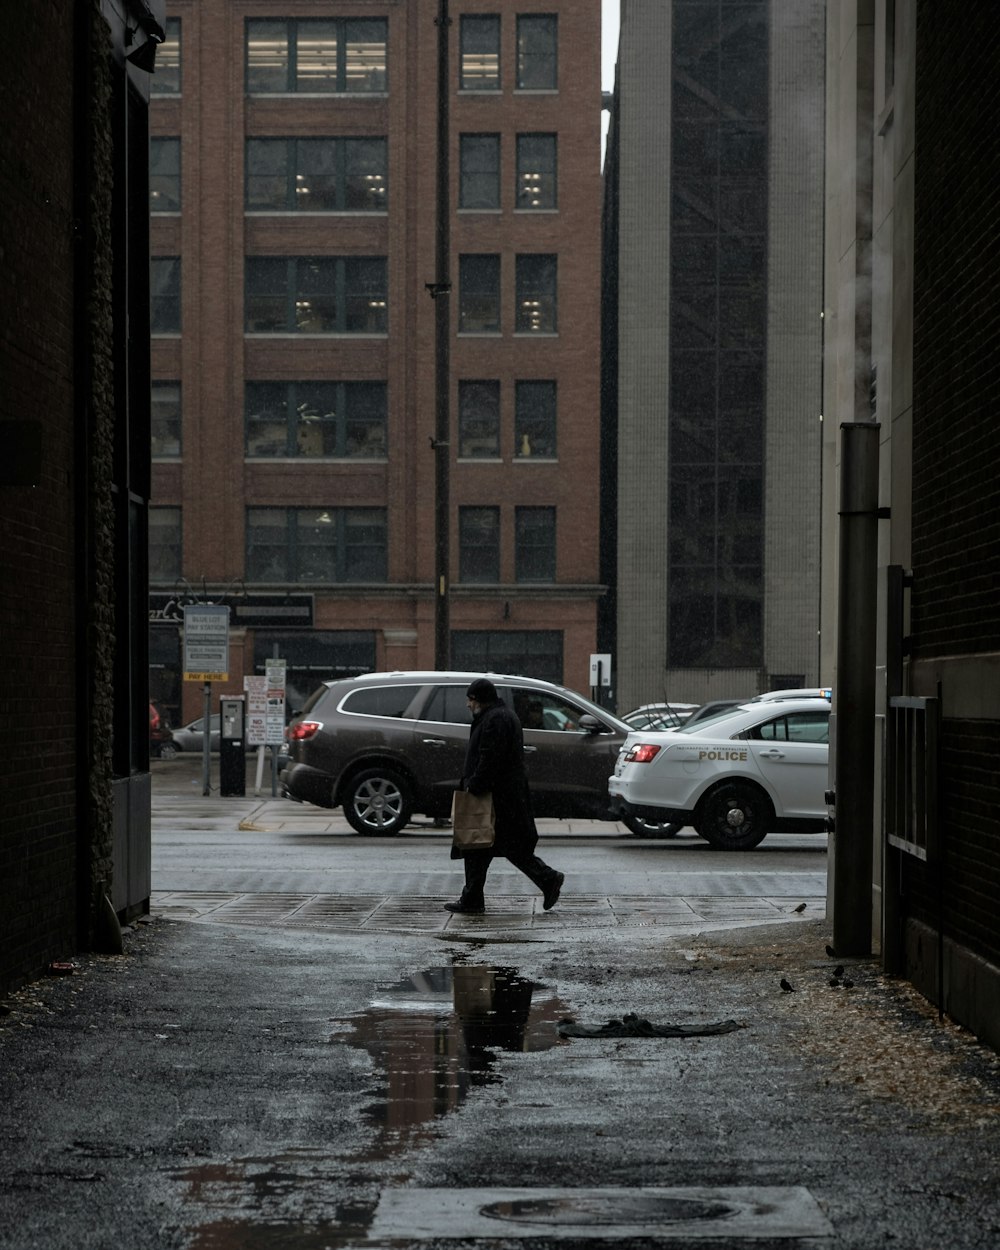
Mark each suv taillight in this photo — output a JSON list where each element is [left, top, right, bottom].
[[626, 743, 661, 764], [288, 720, 322, 741]]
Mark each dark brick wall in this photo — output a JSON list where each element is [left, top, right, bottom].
[[0, 2, 82, 987], [907, 0, 1000, 971], [911, 1, 1000, 655], [903, 719, 1000, 968], [0, 1, 123, 994]]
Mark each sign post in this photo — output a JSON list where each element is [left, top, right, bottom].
[[265, 658, 287, 797], [183, 604, 230, 796]]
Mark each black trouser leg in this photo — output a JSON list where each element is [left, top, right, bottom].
[[461, 850, 493, 906], [506, 850, 558, 894]]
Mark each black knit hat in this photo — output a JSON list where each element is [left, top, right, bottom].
[[466, 677, 498, 703]]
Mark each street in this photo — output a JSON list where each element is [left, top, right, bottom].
[[1, 762, 998, 1250]]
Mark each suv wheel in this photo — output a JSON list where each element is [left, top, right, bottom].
[[343, 767, 413, 836], [696, 783, 771, 851]]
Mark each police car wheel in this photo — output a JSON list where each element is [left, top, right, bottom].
[[622, 813, 681, 838], [697, 784, 771, 851]]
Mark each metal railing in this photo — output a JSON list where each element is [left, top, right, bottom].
[[885, 695, 939, 862]]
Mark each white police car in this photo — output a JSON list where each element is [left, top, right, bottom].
[[608, 695, 831, 851]]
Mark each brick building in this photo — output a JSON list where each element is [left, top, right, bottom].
[[824, 1, 1000, 1047], [149, 0, 603, 722], [601, 1, 825, 713], [0, 0, 159, 997]]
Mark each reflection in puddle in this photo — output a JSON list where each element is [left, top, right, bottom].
[[339, 961, 569, 1161], [175, 961, 568, 1247]]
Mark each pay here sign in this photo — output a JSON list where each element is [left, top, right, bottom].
[[182, 604, 230, 682]]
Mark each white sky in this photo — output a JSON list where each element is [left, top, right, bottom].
[[602, 0, 620, 91]]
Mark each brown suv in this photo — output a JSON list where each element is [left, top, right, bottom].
[[281, 670, 672, 837]]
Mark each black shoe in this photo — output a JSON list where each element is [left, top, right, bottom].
[[443, 899, 485, 914], [542, 872, 564, 911]]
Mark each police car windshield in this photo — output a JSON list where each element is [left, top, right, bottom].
[[675, 703, 754, 734]]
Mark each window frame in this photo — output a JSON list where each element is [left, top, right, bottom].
[[459, 14, 501, 91], [516, 14, 558, 90], [150, 137, 181, 213], [245, 17, 388, 95], [515, 133, 557, 210], [458, 253, 501, 334], [150, 17, 181, 95], [459, 133, 501, 210], [458, 506, 501, 583], [244, 256, 388, 335], [514, 380, 557, 458], [515, 253, 557, 334], [244, 380, 387, 459], [457, 380, 501, 459], [149, 505, 182, 582], [151, 381, 182, 458], [150, 257, 181, 334], [245, 506, 388, 583], [245, 136, 388, 213], [515, 506, 556, 583]]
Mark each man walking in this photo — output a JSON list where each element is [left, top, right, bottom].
[[445, 677, 564, 915]]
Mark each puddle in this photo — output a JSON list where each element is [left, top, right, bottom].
[[338, 961, 570, 1160]]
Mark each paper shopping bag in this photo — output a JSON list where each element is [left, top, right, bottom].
[[451, 789, 496, 849]]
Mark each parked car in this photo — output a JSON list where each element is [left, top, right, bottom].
[[621, 702, 698, 730], [171, 714, 221, 753], [608, 695, 832, 851], [149, 702, 177, 760], [281, 670, 677, 837]]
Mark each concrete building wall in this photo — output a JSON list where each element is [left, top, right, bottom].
[[610, 0, 824, 714]]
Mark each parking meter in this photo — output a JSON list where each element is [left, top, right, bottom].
[[219, 696, 246, 797]]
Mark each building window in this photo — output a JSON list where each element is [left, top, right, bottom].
[[245, 138, 387, 212], [150, 138, 181, 212], [515, 381, 556, 457], [151, 257, 181, 333], [460, 15, 500, 90], [458, 254, 501, 333], [459, 507, 500, 583], [516, 14, 557, 90], [246, 18, 387, 94], [149, 506, 181, 581], [516, 133, 556, 209], [458, 381, 500, 458], [452, 630, 563, 683], [515, 507, 556, 582], [245, 381, 387, 458], [245, 257, 387, 334], [459, 134, 500, 210], [150, 18, 181, 95], [515, 254, 557, 333], [152, 382, 182, 457], [246, 506, 387, 583]]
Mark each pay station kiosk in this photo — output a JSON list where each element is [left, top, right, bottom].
[[219, 696, 246, 797]]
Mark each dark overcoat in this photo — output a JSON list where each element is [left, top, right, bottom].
[[451, 699, 538, 860]]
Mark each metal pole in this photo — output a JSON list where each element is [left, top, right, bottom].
[[831, 422, 880, 955], [201, 681, 211, 796], [433, 0, 451, 669]]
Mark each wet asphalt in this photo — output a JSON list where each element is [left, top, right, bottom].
[[2, 773, 1000, 1249]]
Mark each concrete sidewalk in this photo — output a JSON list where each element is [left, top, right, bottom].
[[2, 899, 1000, 1248]]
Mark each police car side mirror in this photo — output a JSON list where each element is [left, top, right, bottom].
[[577, 714, 606, 734]]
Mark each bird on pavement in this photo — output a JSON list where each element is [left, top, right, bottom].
[[780, 978, 794, 992]]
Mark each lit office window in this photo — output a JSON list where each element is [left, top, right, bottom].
[[458, 381, 500, 457], [245, 257, 387, 334], [515, 381, 556, 457], [150, 18, 181, 94], [459, 134, 500, 209], [459, 507, 500, 583], [151, 257, 181, 333], [515, 507, 556, 582], [516, 133, 556, 209], [246, 138, 387, 212], [515, 254, 557, 333], [150, 137, 180, 212], [245, 381, 387, 458], [151, 382, 181, 457], [458, 254, 500, 333], [460, 15, 500, 90], [246, 507, 387, 582], [246, 18, 387, 93], [516, 14, 557, 89]]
